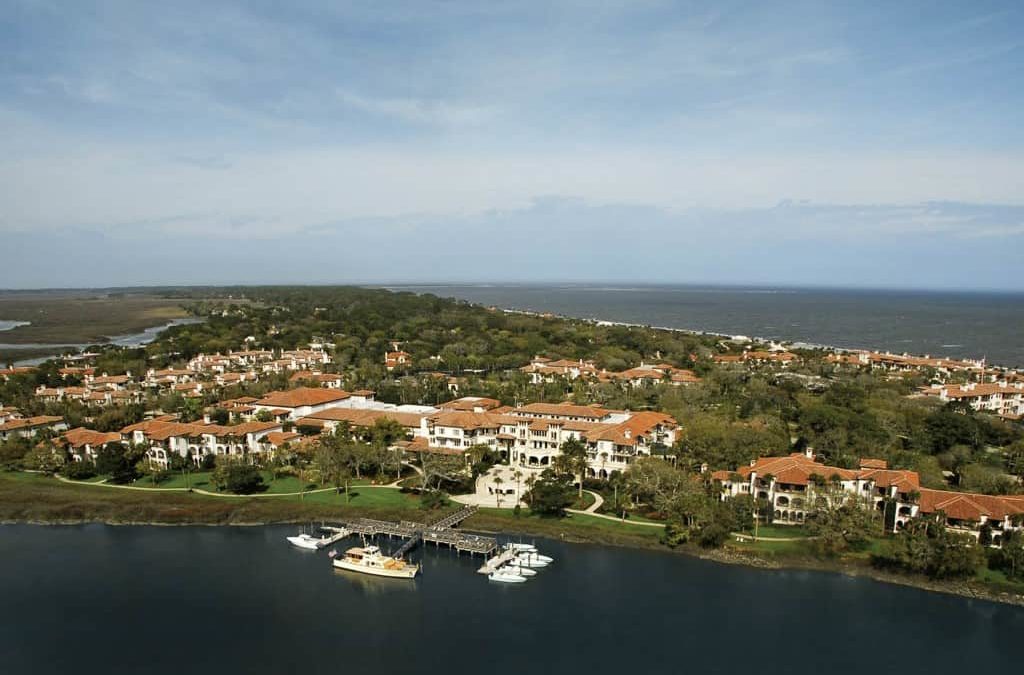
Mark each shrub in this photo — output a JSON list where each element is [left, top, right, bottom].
[[63, 461, 98, 481]]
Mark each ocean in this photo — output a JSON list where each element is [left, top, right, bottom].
[[388, 285, 1024, 368]]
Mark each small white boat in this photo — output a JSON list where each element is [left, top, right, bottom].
[[286, 533, 328, 550], [489, 570, 527, 583], [502, 564, 537, 577], [522, 552, 553, 563], [515, 554, 549, 568], [506, 543, 536, 553]]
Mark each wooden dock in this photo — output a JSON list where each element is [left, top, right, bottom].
[[340, 505, 497, 558], [477, 547, 519, 575]]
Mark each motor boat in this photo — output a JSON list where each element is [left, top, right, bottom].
[[501, 564, 537, 577], [332, 545, 420, 579], [515, 554, 549, 568], [489, 570, 527, 583], [286, 533, 328, 550], [506, 543, 537, 553]]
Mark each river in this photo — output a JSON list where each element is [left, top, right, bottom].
[[0, 317, 205, 365], [1, 524, 1020, 674]]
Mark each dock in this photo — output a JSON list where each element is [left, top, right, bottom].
[[477, 547, 519, 575], [339, 505, 497, 558], [318, 526, 352, 547]]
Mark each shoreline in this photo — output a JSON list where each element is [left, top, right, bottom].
[[400, 286, 1018, 370], [5, 510, 1023, 609]]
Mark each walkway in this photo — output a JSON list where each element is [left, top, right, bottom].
[[565, 508, 665, 528], [582, 489, 604, 513], [55, 475, 404, 499]]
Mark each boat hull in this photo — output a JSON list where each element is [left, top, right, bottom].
[[287, 536, 324, 550], [332, 558, 419, 579]]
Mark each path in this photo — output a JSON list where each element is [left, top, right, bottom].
[[55, 474, 404, 499], [582, 489, 604, 513], [565, 508, 665, 528], [730, 532, 815, 542]]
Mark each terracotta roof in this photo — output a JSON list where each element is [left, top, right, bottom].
[[512, 402, 610, 420], [265, 431, 301, 446], [0, 415, 64, 432], [303, 408, 426, 429], [918, 488, 1024, 522], [255, 388, 351, 408], [426, 411, 511, 431], [439, 397, 502, 411], [59, 428, 122, 449]]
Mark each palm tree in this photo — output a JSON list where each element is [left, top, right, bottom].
[[493, 475, 505, 507], [513, 470, 523, 505], [524, 473, 537, 506]]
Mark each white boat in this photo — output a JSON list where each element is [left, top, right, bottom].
[[286, 533, 328, 550], [502, 564, 537, 577], [489, 570, 527, 583], [506, 543, 537, 553], [332, 545, 420, 579], [521, 551, 553, 563], [515, 554, 549, 568]]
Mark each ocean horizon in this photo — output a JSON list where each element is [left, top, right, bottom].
[[386, 283, 1024, 368]]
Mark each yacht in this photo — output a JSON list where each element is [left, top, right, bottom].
[[332, 545, 420, 579], [489, 570, 527, 583]]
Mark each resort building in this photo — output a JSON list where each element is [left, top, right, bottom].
[[712, 452, 921, 531], [0, 415, 68, 442], [121, 418, 286, 468], [919, 382, 1024, 419], [55, 428, 123, 462], [251, 387, 357, 420], [385, 350, 412, 370]]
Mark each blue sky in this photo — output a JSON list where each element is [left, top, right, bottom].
[[1, 0, 1023, 289]]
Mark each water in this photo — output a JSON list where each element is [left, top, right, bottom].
[[0, 320, 30, 332], [1, 524, 1021, 674], [391, 284, 1024, 368], [0, 317, 205, 365]]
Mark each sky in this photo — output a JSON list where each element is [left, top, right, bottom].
[[1, 0, 1023, 290]]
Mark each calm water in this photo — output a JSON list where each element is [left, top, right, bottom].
[[391, 284, 1024, 368], [1, 525, 1021, 674], [0, 317, 205, 365]]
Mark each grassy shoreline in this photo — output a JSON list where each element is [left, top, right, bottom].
[[4, 472, 1023, 607]]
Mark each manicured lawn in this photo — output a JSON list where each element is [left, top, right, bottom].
[[131, 471, 213, 490], [473, 507, 664, 542], [740, 525, 812, 539], [301, 486, 424, 510]]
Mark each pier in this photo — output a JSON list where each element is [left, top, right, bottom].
[[339, 505, 497, 558]]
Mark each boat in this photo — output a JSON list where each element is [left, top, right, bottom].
[[506, 543, 536, 553], [286, 533, 329, 550], [332, 545, 420, 579], [489, 570, 527, 583], [515, 554, 549, 568], [519, 551, 553, 563], [501, 564, 537, 577]]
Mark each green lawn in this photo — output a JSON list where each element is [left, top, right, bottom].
[[301, 486, 425, 510], [473, 507, 664, 542], [739, 525, 812, 539]]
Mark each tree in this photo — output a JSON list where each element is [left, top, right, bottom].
[[95, 442, 140, 484], [554, 437, 588, 499], [23, 443, 66, 474], [805, 480, 878, 556], [211, 459, 265, 494], [525, 469, 575, 516]]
